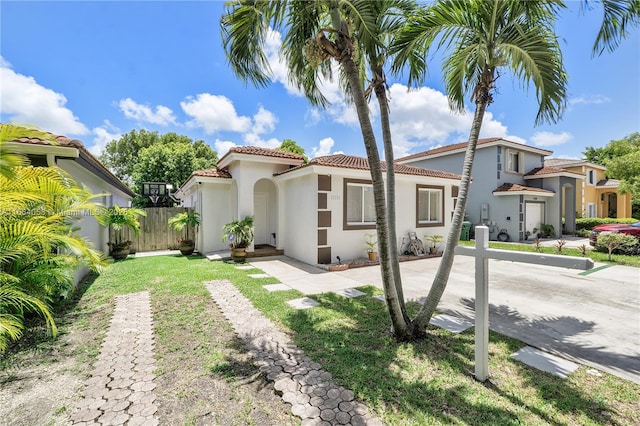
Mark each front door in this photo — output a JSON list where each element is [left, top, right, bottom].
[[254, 192, 269, 245], [525, 202, 544, 236]]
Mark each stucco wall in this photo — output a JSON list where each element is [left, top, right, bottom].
[[198, 181, 234, 253], [281, 174, 317, 265], [57, 158, 133, 284]]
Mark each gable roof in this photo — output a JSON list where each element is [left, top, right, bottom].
[[217, 146, 305, 169], [190, 168, 232, 179], [544, 158, 606, 170], [397, 137, 553, 163], [8, 132, 136, 197], [596, 178, 621, 188], [276, 154, 462, 180], [492, 183, 555, 197], [523, 166, 584, 180]]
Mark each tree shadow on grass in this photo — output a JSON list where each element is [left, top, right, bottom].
[[278, 287, 629, 425]]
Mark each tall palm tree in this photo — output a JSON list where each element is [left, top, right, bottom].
[[588, 0, 640, 55], [221, 0, 413, 335], [392, 0, 568, 333]]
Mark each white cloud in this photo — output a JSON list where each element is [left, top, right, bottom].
[[241, 106, 281, 148], [387, 83, 525, 158], [311, 137, 336, 158], [568, 94, 611, 106], [0, 57, 89, 135], [118, 98, 176, 126], [530, 131, 573, 147], [252, 106, 277, 134], [214, 139, 238, 156], [90, 120, 121, 156], [181, 93, 251, 133]]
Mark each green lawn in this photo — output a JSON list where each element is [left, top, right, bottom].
[[5, 255, 638, 425], [458, 240, 640, 268]]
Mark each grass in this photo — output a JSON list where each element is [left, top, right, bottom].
[[4, 254, 638, 425], [220, 258, 639, 425], [458, 240, 640, 268]]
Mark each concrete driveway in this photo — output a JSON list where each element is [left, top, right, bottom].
[[249, 255, 640, 384]]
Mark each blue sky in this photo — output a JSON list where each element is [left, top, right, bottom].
[[1, 1, 638, 161]]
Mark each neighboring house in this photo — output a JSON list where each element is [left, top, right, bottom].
[[7, 134, 135, 264], [176, 146, 462, 265], [545, 159, 632, 219], [398, 137, 584, 241]]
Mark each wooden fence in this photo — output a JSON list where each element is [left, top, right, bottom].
[[109, 207, 195, 252]]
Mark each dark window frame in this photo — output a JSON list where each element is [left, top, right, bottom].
[[416, 184, 445, 228], [343, 178, 376, 230]]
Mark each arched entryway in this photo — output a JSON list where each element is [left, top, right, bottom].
[[253, 179, 278, 247]]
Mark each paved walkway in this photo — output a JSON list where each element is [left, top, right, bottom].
[[70, 292, 158, 426], [205, 279, 383, 426], [249, 256, 640, 384]]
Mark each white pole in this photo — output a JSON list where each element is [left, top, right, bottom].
[[474, 226, 490, 381]]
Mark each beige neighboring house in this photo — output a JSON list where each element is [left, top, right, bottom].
[[176, 146, 462, 265], [7, 133, 135, 281], [545, 159, 632, 219]]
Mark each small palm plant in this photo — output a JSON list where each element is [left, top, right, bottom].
[[97, 205, 146, 259], [222, 216, 254, 262], [168, 211, 200, 255]]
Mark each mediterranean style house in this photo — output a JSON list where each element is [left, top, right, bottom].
[[397, 138, 584, 241], [7, 133, 135, 257], [544, 159, 632, 219], [176, 146, 462, 265]]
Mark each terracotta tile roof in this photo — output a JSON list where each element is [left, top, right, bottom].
[[8, 132, 135, 197], [277, 154, 462, 180], [524, 166, 576, 177], [190, 168, 232, 179], [544, 158, 581, 167], [396, 137, 507, 162], [219, 146, 305, 163], [596, 179, 620, 188], [493, 183, 554, 194], [13, 134, 83, 147]]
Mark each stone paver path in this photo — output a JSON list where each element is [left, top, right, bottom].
[[205, 280, 383, 426], [70, 291, 158, 426]]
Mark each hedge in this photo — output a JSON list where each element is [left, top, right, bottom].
[[576, 217, 638, 231]]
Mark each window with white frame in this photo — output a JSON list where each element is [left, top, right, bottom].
[[416, 185, 444, 227], [506, 149, 521, 173], [344, 179, 376, 229], [587, 202, 597, 218], [587, 169, 596, 185]]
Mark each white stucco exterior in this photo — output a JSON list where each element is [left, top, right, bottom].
[[178, 147, 461, 266]]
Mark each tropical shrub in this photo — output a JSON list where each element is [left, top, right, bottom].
[[0, 125, 107, 351], [596, 233, 639, 260]]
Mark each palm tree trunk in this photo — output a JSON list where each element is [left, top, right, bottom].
[[339, 56, 411, 338], [412, 98, 489, 333], [373, 78, 410, 324]]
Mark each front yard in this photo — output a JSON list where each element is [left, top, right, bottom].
[[1, 255, 638, 425]]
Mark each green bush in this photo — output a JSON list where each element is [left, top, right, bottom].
[[595, 233, 639, 259], [576, 217, 638, 231]]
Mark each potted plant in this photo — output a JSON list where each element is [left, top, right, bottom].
[[525, 230, 531, 240], [364, 233, 378, 261], [540, 223, 555, 238], [97, 205, 146, 260], [168, 210, 200, 255], [221, 216, 254, 262], [425, 234, 444, 255]]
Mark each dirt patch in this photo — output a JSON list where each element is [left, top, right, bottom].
[[152, 293, 297, 425], [1, 280, 296, 425]]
